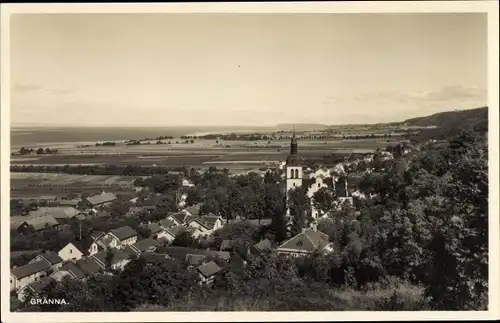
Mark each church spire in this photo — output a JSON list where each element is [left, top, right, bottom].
[[290, 124, 298, 155]]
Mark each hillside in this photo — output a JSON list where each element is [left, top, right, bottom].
[[406, 107, 488, 141], [403, 106, 487, 129]]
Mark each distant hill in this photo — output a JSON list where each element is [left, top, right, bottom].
[[405, 107, 488, 141], [276, 123, 329, 131]]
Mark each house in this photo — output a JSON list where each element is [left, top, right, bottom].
[[165, 225, 200, 241], [28, 206, 83, 225], [185, 254, 207, 267], [182, 203, 202, 217], [205, 250, 231, 262], [196, 261, 224, 286], [127, 238, 159, 257], [251, 239, 273, 255], [75, 257, 102, 277], [29, 251, 63, 272], [140, 252, 179, 267], [58, 238, 101, 262], [51, 262, 86, 281], [58, 198, 82, 207], [159, 218, 176, 230], [277, 228, 332, 257], [97, 226, 138, 249], [91, 248, 130, 271], [165, 211, 198, 226], [10, 260, 51, 291], [90, 230, 105, 241], [145, 222, 170, 240], [220, 239, 236, 251], [80, 192, 117, 209], [15, 215, 59, 233], [17, 276, 54, 302], [187, 215, 223, 237], [126, 206, 156, 217], [182, 179, 195, 187]]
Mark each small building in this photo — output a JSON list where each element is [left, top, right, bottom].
[[187, 215, 223, 237], [29, 251, 63, 272], [51, 262, 86, 281], [17, 276, 54, 302], [97, 226, 138, 249], [75, 257, 102, 278], [28, 206, 83, 225], [196, 261, 224, 286], [15, 215, 59, 233], [91, 248, 130, 271], [165, 211, 198, 226], [58, 238, 101, 262], [277, 228, 332, 257], [165, 225, 200, 241], [219, 239, 236, 252], [251, 239, 273, 255], [58, 198, 82, 208], [145, 222, 170, 240], [185, 254, 208, 268], [127, 238, 159, 257], [183, 203, 202, 217], [80, 192, 117, 209], [10, 260, 51, 291]]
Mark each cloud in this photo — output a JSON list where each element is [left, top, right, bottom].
[[44, 88, 75, 95], [12, 83, 42, 93]]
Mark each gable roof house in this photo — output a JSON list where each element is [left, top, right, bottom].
[[29, 207, 84, 226], [17, 276, 54, 302], [166, 211, 198, 226], [127, 238, 159, 257], [91, 248, 130, 271], [196, 261, 225, 286], [187, 215, 223, 237], [97, 226, 138, 249], [58, 238, 102, 262], [251, 239, 273, 255], [52, 262, 86, 281], [29, 251, 63, 272], [10, 260, 51, 291], [81, 192, 117, 209], [15, 215, 60, 233], [182, 203, 202, 217], [277, 228, 332, 257], [75, 257, 102, 277]]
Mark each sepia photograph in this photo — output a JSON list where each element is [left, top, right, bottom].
[[1, 1, 499, 322]]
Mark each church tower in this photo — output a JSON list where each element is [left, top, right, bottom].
[[285, 126, 303, 196]]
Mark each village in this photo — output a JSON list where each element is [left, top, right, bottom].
[[9, 129, 415, 309]]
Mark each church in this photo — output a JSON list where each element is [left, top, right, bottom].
[[283, 130, 352, 219]]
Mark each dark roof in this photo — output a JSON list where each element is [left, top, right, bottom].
[[92, 248, 130, 267], [185, 204, 202, 216], [166, 225, 196, 237], [168, 212, 194, 224], [75, 257, 101, 275], [70, 238, 95, 255], [146, 222, 164, 234], [29, 206, 81, 219], [91, 231, 105, 240], [58, 199, 82, 207], [335, 179, 349, 198], [206, 250, 231, 261], [302, 178, 316, 188], [131, 238, 159, 253], [286, 154, 300, 166], [197, 261, 223, 278], [11, 260, 51, 279], [278, 229, 330, 253], [233, 218, 273, 226], [110, 226, 138, 241], [159, 219, 176, 229], [185, 254, 207, 266], [191, 215, 220, 230], [27, 276, 54, 294], [160, 246, 209, 261], [253, 239, 273, 253], [61, 262, 86, 279], [85, 192, 117, 206], [38, 251, 63, 265], [22, 215, 59, 231], [220, 239, 236, 250]]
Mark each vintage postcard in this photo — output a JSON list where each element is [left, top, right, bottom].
[[1, 1, 499, 322]]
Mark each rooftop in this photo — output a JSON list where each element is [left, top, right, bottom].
[[197, 261, 223, 278], [277, 229, 330, 253], [11, 260, 51, 279], [110, 226, 138, 241], [86, 192, 117, 206]]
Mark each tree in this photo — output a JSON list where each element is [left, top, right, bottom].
[[312, 187, 337, 217], [287, 188, 312, 236], [172, 230, 196, 247]]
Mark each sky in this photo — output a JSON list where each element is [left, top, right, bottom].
[[10, 13, 488, 127]]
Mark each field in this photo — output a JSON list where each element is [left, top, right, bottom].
[[11, 139, 392, 169]]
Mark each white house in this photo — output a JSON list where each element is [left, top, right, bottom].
[[277, 228, 333, 257], [91, 248, 130, 271], [58, 239, 101, 262], [187, 215, 223, 237], [97, 226, 138, 250]]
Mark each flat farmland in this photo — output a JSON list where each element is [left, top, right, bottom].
[[11, 172, 138, 188], [11, 139, 389, 167]]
